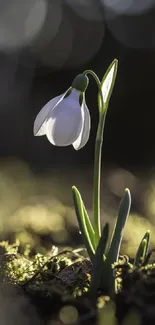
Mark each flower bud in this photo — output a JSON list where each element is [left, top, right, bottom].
[[72, 74, 89, 92]]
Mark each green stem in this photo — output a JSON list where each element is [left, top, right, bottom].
[[93, 112, 106, 244], [83, 70, 104, 112], [83, 70, 105, 246]]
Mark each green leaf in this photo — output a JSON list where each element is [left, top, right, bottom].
[[101, 189, 131, 297], [98, 59, 118, 112], [90, 223, 109, 297], [72, 186, 95, 262], [107, 188, 131, 264], [133, 230, 150, 267], [83, 203, 96, 250]]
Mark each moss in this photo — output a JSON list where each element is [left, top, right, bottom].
[[2, 241, 155, 324], [0, 241, 91, 295]]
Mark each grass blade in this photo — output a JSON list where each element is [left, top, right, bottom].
[[90, 223, 109, 297], [133, 230, 150, 267], [72, 186, 95, 262], [83, 204, 96, 251], [101, 189, 131, 296], [107, 188, 131, 264]]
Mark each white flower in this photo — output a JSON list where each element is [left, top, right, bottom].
[[33, 74, 90, 150]]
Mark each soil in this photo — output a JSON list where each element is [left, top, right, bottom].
[[0, 242, 155, 325]]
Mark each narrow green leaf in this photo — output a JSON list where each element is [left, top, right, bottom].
[[107, 188, 131, 264], [133, 230, 150, 267], [98, 59, 118, 112], [72, 186, 95, 262], [83, 204, 96, 250], [90, 223, 109, 297], [101, 189, 131, 297]]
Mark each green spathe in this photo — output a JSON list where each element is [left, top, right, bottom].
[[72, 74, 89, 92]]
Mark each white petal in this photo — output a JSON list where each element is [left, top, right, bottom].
[[33, 93, 65, 136], [73, 102, 90, 150], [45, 89, 83, 146]]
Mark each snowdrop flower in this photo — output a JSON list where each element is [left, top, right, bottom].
[[33, 74, 90, 150]]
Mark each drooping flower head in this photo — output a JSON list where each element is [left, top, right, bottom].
[[33, 74, 90, 150]]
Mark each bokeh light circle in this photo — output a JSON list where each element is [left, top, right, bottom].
[[104, 6, 155, 49], [0, 0, 47, 51], [33, 16, 73, 68], [59, 306, 78, 324], [101, 0, 155, 16], [65, 0, 104, 21]]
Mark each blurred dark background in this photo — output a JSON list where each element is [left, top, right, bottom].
[[1, 0, 155, 170], [0, 0, 155, 255]]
